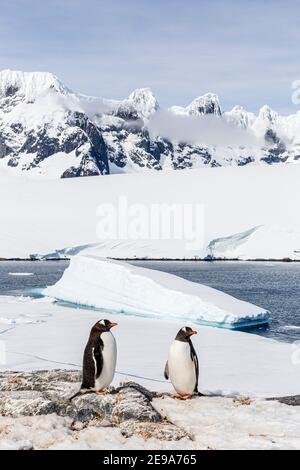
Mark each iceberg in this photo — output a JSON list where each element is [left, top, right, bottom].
[[44, 254, 270, 329]]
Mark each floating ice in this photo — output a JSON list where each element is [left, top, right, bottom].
[[44, 254, 270, 329], [9, 273, 34, 276]]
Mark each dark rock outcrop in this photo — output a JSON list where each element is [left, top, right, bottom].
[[267, 395, 300, 406]]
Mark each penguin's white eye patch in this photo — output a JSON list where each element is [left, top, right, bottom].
[[99, 320, 106, 325], [182, 327, 187, 333]]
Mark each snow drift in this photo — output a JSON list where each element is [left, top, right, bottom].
[[45, 254, 270, 329], [207, 225, 300, 261]]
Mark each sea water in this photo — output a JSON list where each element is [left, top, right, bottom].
[[0, 260, 299, 343]]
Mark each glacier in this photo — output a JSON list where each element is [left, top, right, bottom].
[[0, 163, 299, 260], [44, 254, 270, 329], [206, 225, 300, 261]]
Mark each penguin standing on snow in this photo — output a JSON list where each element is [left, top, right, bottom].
[[164, 326, 199, 399], [71, 319, 118, 399]]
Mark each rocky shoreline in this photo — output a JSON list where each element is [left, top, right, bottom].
[[1, 370, 299, 450]]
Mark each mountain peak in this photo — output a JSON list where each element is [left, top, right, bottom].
[[128, 87, 159, 118], [0, 69, 70, 102], [187, 93, 222, 116], [230, 105, 246, 112], [258, 105, 278, 123], [225, 105, 256, 128]]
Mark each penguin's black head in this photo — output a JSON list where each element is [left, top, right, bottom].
[[175, 326, 197, 342], [92, 319, 118, 333]]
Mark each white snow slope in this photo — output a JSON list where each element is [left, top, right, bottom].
[[0, 163, 299, 260], [44, 255, 269, 329], [207, 225, 300, 260]]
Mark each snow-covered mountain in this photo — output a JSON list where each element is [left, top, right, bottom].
[[1, 69, 300, 178]]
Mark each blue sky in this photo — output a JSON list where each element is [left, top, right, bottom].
[[0, 0, 299, 113]]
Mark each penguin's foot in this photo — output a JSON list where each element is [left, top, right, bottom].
[[96, 389, 109, 395], [173, 393, 192, 400], [180, 394, 192, 400]]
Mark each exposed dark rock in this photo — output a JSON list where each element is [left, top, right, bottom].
[[107, 143, 127, 168], [0, 137, 9, 159], [262, 152, 288, 164], [267, 395, 300, 406], [262, 128, 287, 163], [10, 122, 24, 134], [238, 156, 254, 166], [114, 103, 139, 121], [150, 137, 173, 162], [0, 105, 109, 177], [7, 156, 19, 167], [4, 85, 19, 97]]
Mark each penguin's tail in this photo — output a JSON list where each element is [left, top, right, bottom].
[[194, 390, 205, 397]]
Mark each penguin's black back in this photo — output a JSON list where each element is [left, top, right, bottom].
[[81, 332, 104, 390]]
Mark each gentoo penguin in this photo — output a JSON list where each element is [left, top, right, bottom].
[[164, 326, 199, 399], [71, 319, 118, 399]]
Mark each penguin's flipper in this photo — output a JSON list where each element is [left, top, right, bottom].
[[164, 361, 169, 380], [190, 341, 199, 393], [93, 341, 104, 380]]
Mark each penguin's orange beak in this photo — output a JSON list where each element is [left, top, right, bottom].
[[110, 322, 118, 327], [190, 330, 197, 336]]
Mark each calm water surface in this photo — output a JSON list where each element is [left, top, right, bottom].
[[0, 260, 299, 343]]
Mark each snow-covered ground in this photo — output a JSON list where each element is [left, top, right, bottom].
[[45, 254, 269, 328], [0, 163, 299, 260], [2, 397, 300, 450], [0, 414, 190, 450], [1, 295, 299, 398], [153, 396, 300, 450]]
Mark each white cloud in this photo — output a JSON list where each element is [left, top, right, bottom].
[[148, 109, 260, 147]]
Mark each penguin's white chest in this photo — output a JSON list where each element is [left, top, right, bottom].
[[168, 340, 196, 395], [95, 331, 117, 390]]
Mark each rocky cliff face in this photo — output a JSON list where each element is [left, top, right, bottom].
[[0, 69, 299, 178]]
